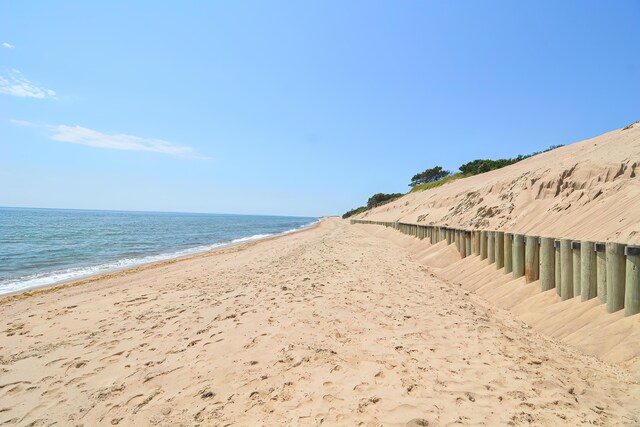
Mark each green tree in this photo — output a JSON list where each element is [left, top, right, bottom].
[[409, 166, 451, 187], [458, 159, 514, 175], [367, 193, 404, 208], [342, 206, 368, 219], [458, 145, 563, 176]]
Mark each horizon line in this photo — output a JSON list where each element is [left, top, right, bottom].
[[0, 205, 321, 219]]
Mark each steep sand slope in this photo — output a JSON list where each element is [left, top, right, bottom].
[[356, 121, 640, 243], [356, 224, 640, 379], [2, 219, 639, 425]]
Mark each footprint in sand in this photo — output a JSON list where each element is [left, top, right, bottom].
[[406, 419, 430, 427]]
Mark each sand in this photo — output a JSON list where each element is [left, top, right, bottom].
[[1, 218, 639, 426], [356, 223, 640, 374], [350, 121, 640, 385], [356, 121, 640, 244]]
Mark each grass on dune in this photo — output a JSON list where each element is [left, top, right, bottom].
[[408, 173, 465, 193]]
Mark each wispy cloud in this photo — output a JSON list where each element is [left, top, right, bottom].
[[2, 42, 15, 49], [51, 125, 198, 156], [0, 69, 56, 98], [11, 120, 207, 158]]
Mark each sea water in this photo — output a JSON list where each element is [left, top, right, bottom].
[[0, 207, 317, 295]]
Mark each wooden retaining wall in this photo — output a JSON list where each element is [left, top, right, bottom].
[[350, 219, 640, 317]]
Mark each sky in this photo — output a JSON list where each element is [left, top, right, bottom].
[[1, 1, 639, 217]]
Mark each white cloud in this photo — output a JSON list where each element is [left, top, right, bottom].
[[0, 69, 56, 98], [10, 119, 38, 127], [51, 125, 194, 155], [2, 42, 14, 49], [11, 120, 207, 158]]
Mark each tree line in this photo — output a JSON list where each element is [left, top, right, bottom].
[[342, 193, 404, 219], [342, 145, 563, 218]]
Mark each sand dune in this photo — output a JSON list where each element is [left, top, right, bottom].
[[356, 121, 640, 244], [1, 219, 639, 425], [351, 122, 640, 384]]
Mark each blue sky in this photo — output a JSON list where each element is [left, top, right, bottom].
[[1, 1, 638, 217]]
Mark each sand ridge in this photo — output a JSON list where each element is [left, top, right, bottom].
[[356, 122, 640, 244], [1, 218, 638, 425]]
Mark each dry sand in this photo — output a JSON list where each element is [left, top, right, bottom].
[[357, 121, 640, 243], [357, 223, 640, 376], [1, 218, 639, 426]]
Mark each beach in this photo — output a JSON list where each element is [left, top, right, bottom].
[[4, 2, 639, 426], [1, 217, 638, 426]]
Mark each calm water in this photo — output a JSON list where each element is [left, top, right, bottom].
[[0, 207, 317, 295]]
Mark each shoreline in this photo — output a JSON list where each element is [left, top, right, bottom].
[[0, 218, 323, 304], [1, 217, 637, 425]]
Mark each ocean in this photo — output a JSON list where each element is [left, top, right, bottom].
[[0, 207, 318, 295]]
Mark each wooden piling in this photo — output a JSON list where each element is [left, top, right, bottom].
[[480, 231, 488, 260], [554, 240, 561, 296], [606, 242, 626, 313], [487, 231, 495, 264], [495, 232, 505, 269], [624, 245, 639, 316], [465, 232, 472, 257], [525, 235, 540, 283], [596, 243, 607, 304], [512, 234, 525, 279], [504, 233, 513, 274], [560, 239, 574, 300], [474, 231, 481, 255], [580, 240, 597, 302], [572, 241, 581, 297], [540, 237, 555, 291]]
